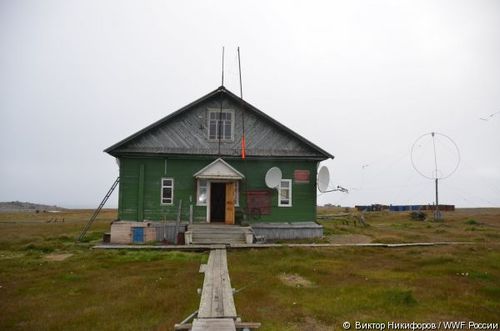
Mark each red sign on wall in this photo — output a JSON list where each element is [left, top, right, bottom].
[[246, 190, 271, 215], [294, 170, 310, 183]]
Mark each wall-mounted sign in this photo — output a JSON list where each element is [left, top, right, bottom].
[[246, 190, 271, 215], [294, 170, 310, 183]]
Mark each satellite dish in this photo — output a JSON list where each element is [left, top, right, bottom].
[[317, 166, 330, 192], [265, 167, 282, 189]]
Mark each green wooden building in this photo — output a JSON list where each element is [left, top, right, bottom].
[[105, 86, 333, 243]]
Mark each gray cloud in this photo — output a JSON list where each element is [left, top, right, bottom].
[[1, 0, 499, 208]]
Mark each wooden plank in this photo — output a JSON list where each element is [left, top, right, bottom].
[[94, 241, 474, 251], [198, 249, 237, 319], [137, 164, 144, 221], [191, 318, 236, 331], [198, 250, 214, 317], [225, 182, 235, 224], [219, 249, 237, 317], [235, 322, 262, 329]]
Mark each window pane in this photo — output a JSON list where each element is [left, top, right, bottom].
[[163, 187, 172, 197], [198, 188, 207, 204], [234, 182, 239, 205], [226, 112, 232, 120], [209, 122, 217, 139], [224, 122, 231, 139], [280, 190, 289, 200], [163, 179, 172, 187], [198, 179, 207, 205]]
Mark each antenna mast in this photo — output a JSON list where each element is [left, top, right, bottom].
[[411, 132, 460, 221], [221, 46, 225, 86], [218, 46, 225, 155], [237, 47, 243, 99], [238, 47, 246, 159], [431, 132, 441, 220]]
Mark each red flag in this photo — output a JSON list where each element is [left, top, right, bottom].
[[241, 135, 246, 159]]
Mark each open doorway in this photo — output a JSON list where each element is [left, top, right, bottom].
[[210, 182, 226, 222]]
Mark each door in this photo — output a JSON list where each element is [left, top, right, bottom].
[[210, 183, 226, 222], [225, 182, 235, 225], [132, 227, 144, 243]]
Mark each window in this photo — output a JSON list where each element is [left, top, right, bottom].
[[208, 109, 234, 141], [161, 178, 174, 204], [197, 179, 208, 206], [278, 179, 292, 207], [196, 180, 240, 206]]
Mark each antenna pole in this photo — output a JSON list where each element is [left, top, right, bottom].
[[431, 132, 441, 221], [221, 46, 225, 86], [237, 47, 243, 99], [435, 178, 440, 219], [238, 47, 246, 160]]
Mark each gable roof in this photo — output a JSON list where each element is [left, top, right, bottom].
[[194, 158, 245, 180], [105, 86, 334, 159]]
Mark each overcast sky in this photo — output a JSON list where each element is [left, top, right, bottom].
[[1, 0, 499, 208]]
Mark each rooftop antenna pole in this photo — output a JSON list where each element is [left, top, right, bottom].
[[238, 47, 246, 160], [218, 46, 225, 155], [221, 46, 225, 86], [237, 47, 243, 99]]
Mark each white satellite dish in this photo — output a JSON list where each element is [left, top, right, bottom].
[[265, 167, 282, 189], [317, 166, 330, 192]]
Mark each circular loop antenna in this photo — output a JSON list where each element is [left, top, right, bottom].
[[265, 167, 282, 189], [410, 132, 460, 180], [317, 166, 330, 192]]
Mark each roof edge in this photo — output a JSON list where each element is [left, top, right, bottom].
[[105, 85, 334, 159], [104, 86, 226, 154]]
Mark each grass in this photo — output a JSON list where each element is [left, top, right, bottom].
[[316, 207, 500, 244], [0, 208, 499, 330], [0, 210, 206, 330], [229, 245, 500, 330]]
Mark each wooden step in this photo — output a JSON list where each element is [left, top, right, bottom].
[[192, 233, 245, 238], [189, 224, 253, 245]]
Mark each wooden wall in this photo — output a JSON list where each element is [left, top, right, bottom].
[[118, 157, 318, 223]]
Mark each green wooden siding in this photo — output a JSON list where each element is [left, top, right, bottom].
[[118, 157, 318, 223]]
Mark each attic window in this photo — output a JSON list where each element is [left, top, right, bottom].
[[208, 109, 234, 141]]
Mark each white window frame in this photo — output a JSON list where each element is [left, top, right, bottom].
[[207, 109, 234, 141], [161, 178, 174, 205], [196, 180, 240, 207], [196, 179, 209, 206], [278, 179, 292, 207]]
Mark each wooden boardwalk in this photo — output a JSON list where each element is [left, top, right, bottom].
[[94, 241, 475, 251], [198, 249, 237, 318], [192, 318, 236, 331], [191, 248, 237, 330]]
